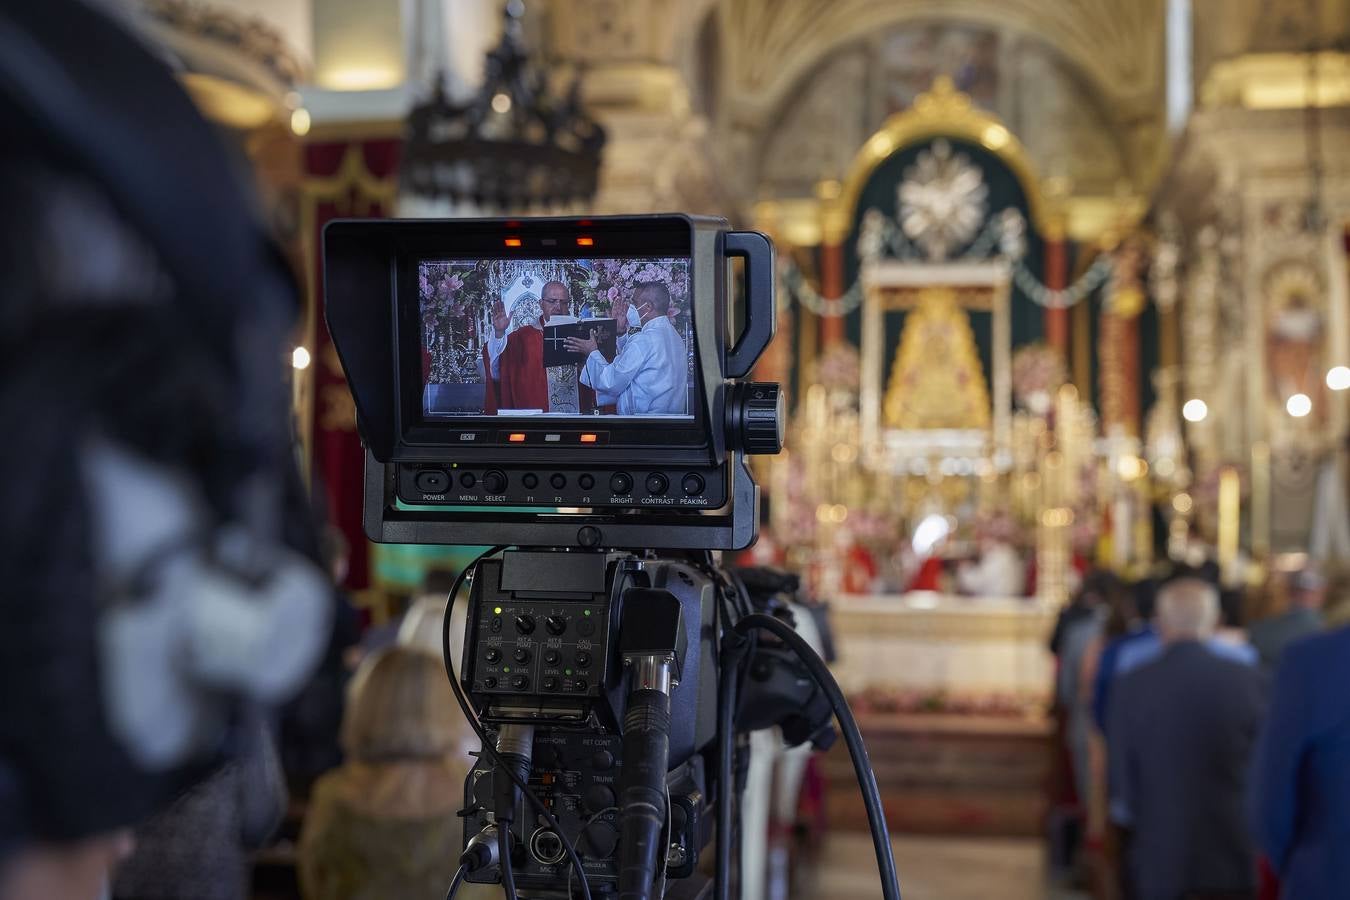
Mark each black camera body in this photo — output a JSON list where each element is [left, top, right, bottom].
[[457, 551, 717, 890], [323, 214, 793, 899], [324, 214, 782, 551]]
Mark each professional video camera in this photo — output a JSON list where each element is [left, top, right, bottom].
[[324, 215, 898, 900]]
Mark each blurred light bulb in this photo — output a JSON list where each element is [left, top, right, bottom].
[[1286, 393, 1312, 417], [1182, 398, 1208, 422], [491, 92, 512, 114], [290, 107, 311, 136], [292, 346, 311, 370], [1327, 366, 1350, 391]]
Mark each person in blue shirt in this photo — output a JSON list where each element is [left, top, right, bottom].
[[1252, 624, 1350, 900]]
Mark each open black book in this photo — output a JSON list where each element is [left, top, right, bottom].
[[542, 318, 619, 366]]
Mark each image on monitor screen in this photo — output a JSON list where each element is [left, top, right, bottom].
[[419, 257, 695, 420]]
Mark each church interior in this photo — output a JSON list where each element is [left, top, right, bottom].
[[14, 1, 1350, 899]]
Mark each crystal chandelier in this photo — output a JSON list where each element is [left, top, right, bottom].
[[401, 0, 606, 215]]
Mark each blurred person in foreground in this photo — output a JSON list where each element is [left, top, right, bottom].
[[298, 647, 489, 900], [1247, 566, 1324, 669], [0, 2, 331, 897], [111, 717, 286, 900], [1251, 620, 1350, 899], [1109, 578, 1267, 900]]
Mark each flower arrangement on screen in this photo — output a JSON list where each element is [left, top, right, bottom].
[[589, 258, 690, 313]]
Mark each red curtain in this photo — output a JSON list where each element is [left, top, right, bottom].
[[304, 138, 401, 589]]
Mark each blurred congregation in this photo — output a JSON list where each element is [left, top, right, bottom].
[[4, 1, 1350, 900]]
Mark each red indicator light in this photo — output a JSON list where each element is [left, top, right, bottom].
[[576, 236, 594, 247], [508, 433, 526, 442], [580, 433, 598, 443], [504, 237, 523, 247]]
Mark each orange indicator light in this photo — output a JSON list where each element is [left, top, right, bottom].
[[576, 236, 594, 246], [508, 433, 526, 442], [504, 237, 522, 247], [580, 433, 598, 443]]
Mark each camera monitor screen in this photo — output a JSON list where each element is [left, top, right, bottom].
[[418, 256, 695, 421]]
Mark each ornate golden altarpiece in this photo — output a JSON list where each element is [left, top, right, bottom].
[[860, 261, 1012, 473]]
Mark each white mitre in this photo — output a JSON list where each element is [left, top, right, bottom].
[[502, 272, 542, 315]]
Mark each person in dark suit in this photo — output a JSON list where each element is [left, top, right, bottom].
[[1251, 624, 1350, 900], [1109, 578, 1267, 900]]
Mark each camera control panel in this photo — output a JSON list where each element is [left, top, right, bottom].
[[400, 464, 727, 510]]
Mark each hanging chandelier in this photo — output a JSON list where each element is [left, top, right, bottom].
[[401, 0, 606, 214]]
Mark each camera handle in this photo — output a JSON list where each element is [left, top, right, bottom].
[[723, 231, 776, 379]]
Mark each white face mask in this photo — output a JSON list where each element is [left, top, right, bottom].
[[626, 305, 643, 329]]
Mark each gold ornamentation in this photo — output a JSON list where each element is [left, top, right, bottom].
[[143, 0, 308, 87], [828, 76, 1048, 242], [883, 287, 991, 430]]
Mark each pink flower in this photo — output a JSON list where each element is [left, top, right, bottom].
[[607, 285, 619, 301]]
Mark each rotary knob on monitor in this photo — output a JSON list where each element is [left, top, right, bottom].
[[726, 382, 784, 455]]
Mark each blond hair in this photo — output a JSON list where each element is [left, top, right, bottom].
[[340, 646, 464, 761]]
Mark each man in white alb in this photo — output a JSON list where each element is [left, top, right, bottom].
[[564, 281, 687, 415]]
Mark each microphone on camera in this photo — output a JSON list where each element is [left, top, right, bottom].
[[615, 589, 686, 900]]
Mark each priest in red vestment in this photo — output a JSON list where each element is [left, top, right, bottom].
[[487, 280, 569, 412]]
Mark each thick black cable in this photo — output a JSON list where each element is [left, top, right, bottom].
[[441, 545, 594, 900], [713, 631, 745, 900], [445, 862, 468, 900], [500, 825, 519, 900], [733, 613, 902, 900]]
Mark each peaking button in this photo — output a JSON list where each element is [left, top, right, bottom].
[[681, 473, 705, 496]]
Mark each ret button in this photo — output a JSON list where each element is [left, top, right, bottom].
[[545, 615, 567, 636], [515, 615, 536, 635]]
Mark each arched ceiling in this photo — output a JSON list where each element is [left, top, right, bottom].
[[699, 0, 1169, 208]]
